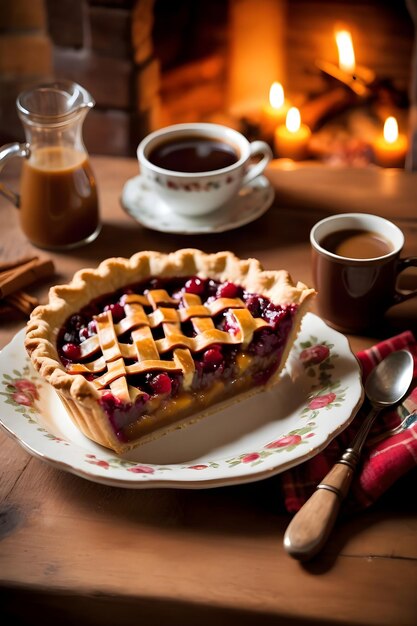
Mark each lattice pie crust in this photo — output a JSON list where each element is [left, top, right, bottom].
[[25, 249, 315, 452]]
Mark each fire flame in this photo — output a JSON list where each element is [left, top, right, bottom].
[[383, 117, 399, 143], [269, 82, 285, 109], [286, 107, 301, 133], [335, 30, 355, 74]]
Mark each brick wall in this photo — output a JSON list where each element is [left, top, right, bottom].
[[46, 0, 161, 156], [0, 0, 52, 145], [0, 0, 161, 156]]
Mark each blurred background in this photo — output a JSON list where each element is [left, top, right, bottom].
[[0, 0, 414, 161]]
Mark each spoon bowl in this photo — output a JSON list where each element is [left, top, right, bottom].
[[365, 349, 414, 408]]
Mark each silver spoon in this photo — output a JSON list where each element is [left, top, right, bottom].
[[283, 349, 414, 561]]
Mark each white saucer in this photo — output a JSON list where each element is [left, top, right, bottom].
[[121, 174, 274, 234]]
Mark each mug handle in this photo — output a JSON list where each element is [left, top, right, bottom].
[[242, 140, 273, 186], [0, 142, 31, 207], [394, 257, 417, 303]]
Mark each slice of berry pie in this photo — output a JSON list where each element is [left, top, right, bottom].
[[25, 249, 315, 452]]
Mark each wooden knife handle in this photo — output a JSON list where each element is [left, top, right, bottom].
[[283, 462, 355, 561]]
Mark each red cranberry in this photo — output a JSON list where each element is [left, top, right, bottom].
[[149, 373, 172, 395], [184, 277, 205, 295], [206, 279, 219, 297], [216, 281, 239, 299], [61, 343, 81, 361], [69, 314, 85, 330], [203, 347, 224, 368], [222, 311, 239, 335], [265, 305, 287, 329], [245, 295, 268, 317], [100, 391, 118, 411], [79, 327, 89, 342], [63, 330, 78, 344], [104, 302, 125, 323], [88, 320, 97, 336]]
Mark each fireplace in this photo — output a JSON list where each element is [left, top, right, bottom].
[[0, 0, 414, 161], [152, 0, 414, 167]]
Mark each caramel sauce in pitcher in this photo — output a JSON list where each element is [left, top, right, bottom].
[[20, 146, 99, 249]]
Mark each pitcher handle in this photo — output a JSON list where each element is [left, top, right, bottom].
[[242, 140, 273, 186], [0, 142, 31, 207], [394, 256, 417, 303]]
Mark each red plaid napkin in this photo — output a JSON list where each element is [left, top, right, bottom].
[[281, 331, 417, 513]]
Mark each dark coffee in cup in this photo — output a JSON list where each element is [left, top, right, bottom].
[[137, 122, 273, 217], [320, 229, 394, 259], [148, 135, 239, 173]]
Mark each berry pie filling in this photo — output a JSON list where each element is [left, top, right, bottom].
[[57, 276, 298, 442]]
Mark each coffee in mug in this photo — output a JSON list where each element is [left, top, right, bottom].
[[319, 229, 394, 259], [310, 213, 417, 333]]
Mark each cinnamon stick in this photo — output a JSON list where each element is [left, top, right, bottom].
[[0, 258, 55, 298], [5, 291, 39, 316], [0, 256, 38, 274]]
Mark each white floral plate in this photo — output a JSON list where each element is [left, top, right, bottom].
[[0, 313, 363, 489], [121, 174, 274, 234]]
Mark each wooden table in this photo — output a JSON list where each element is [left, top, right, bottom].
[[1, 157, 417, 625]]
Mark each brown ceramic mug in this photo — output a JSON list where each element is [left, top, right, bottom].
[[310, 213, 417, 333]]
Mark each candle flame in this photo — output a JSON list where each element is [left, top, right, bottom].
[[286, 107, 301, 133], [269, 82, 284, 109], [335, 30, 355, 74], [384, 116, 399, 143]]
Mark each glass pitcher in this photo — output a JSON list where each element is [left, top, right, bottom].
[[0, 80, 100, 250]]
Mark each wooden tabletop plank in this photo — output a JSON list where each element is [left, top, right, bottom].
[[1, 462, 417, 623], [267, 160, 417, 221]]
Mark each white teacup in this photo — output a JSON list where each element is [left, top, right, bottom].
[[137, 122, 273, 216]]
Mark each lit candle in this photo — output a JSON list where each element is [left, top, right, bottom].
[[274, 107, 311, 160], [315, 28, 374, 97], [335, 29, 355, 74], [261, 82, 290, 140], [373, 116, 407, 168]]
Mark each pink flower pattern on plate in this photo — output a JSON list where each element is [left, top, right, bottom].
[[300, 344, 330, 365], [10, 379, 39, 407], [308, 392, 337, 409], [153, 175, 233, 191], [128, 465, 155, 474], [265, 435, 302, 449]]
